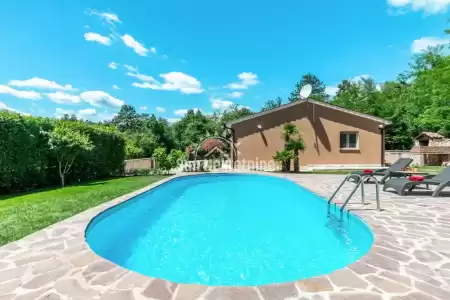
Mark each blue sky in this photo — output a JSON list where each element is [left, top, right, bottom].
[[0, 0, 449, 122]]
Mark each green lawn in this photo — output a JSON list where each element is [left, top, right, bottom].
[[417, 166, 444, 174], [0, 176, 166, 246], [304, 166, 444, 175], [302, 169, 359, 175]]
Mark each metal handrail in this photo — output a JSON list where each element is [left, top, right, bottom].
[[327, 174, 362, 213], [340, 174, 381, 218]]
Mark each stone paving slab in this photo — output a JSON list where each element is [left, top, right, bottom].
[[1, 173, 450, 299]]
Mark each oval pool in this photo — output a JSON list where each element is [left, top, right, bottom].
[[86, 173, 373, 286]]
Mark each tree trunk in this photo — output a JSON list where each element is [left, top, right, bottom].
[[284, 160, 290, 172], [293, 150, 299, 173], [58, 160, 65, 187]]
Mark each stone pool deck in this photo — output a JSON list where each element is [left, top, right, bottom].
[[1, 173, 450, 300]]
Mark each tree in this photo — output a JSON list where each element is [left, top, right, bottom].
[[261, 97, 283, 111], [112, 105, 142, 132], [273, 150, 294, 172], [288, 73, 328, 102], [172, 109, 217, 149], [152, 147, 187, 173], [281, 123, 299, 171], [220, 104, 253, 124], [47, 126, 94, 187], [286, 133, 306, 173]]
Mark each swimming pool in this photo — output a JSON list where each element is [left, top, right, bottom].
[[86, 173, 373, 286]]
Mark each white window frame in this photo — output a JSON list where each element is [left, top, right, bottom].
[[340, 132, 359, 150]]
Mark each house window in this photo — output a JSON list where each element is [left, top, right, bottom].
[[340, 132, 359, 149]]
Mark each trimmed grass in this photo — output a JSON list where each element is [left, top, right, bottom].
[[302, 169, 359, 175], [417, 166, 444, 174], [304, 166, 444, 175], [0, 176, 166, 246]]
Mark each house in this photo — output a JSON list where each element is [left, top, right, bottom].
[[226, 99, 392, 170], [410, 132, 450, 166]]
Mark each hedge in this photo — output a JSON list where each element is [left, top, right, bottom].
[[0, 111, 125, 193]]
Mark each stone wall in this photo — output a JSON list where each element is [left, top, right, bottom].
[[385, 151, 423, 165], [124, 158, 155, 172]]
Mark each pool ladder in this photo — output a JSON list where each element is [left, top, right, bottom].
[[327, 173, 380, 219]]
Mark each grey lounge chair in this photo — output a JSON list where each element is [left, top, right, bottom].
[[383, 167, 450, 196], [348, 158, 413, 184]]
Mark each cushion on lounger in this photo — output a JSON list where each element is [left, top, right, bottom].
[[408, 175, 424, 182], [363, 169, 373, 174]]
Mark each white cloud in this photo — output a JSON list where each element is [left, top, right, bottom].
[[174, 108, 200, 116], [225, 72, 259, 89], [156, 106, 166, 112], [325, 86, 339, 97], [411, 37, 450, 53], [228, 92, 244, 98], [84, 32, 112, 46], [86, 10, 121, 25], [55, 107, 117, 121], [47, 91, 81, 105], [124, 65, 138, 72], [80, 91, 124, 108], [387, 0, 450, 14], [108, 62, 118, 69], [352, 74, 371, 82], [78, 108, 97, 118], [54, 108, 75, 118], [174, 109, 188, 116], [181, 59, 187, 64], [211, 98, 233, 109], [140, 106, 148, 111], [150, 47, 157, 54], [97, 112, 118, 122], [162, 54, 169, 60], [9, 77, 75, 91], [121, 34, 149, 56], [132, 72, 204, 94], [127, 72, 158, 83], [167, 118, 180, 123], [0, 85, 41, 100], [0, 101, 30, 115], [113, 85, 120, 90]]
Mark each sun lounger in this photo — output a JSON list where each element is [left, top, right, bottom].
[[348, 158, 413, 184], [383, 167, 450, 196]]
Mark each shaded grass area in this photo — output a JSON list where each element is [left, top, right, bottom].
[[0, 176, 166, 246], [417, 166, 444, 174], [301, 169, 359, 175]]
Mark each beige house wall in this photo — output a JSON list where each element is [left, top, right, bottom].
[[232, 102, 385, 167]]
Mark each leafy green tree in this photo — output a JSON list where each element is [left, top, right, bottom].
[[152, 147, 187, 173], [261, 97, 283, 111], [286, 133, 306, 172], [273, 150, 294, 172], [220, 104, 253, 124], [288, 73, 328, 102], [280, 123, 298, 171], [167, 149, 188, 169], [112, 105, 142, 132], [47, 126, 94, 187], [152, 147, 171, 172], [172, 109, 217, 149]]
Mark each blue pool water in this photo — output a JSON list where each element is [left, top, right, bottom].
[[86, 174, 373, 286]]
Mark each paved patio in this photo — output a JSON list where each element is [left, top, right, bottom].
[[1, 173, 450, 300]]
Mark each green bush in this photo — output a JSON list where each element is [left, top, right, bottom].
[[0, 111, 125, 193], [152, 147, 187, 174]]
